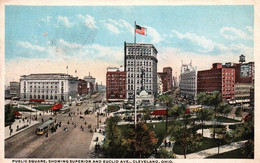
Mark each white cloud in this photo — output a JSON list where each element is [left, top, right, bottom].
[[171, 29, 215, 52], [147, 26, 163, 44], [58, 39, 82, 49], [77, 14, 97, 29], [245, 26, 253, 33], [18, 41, 45, 51], [220, 27, 252, 40], [101, 18, 133, 34], [41, 16, 51, 22], [57, 16, 74, 28]]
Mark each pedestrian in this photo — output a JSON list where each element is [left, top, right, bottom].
[[85, 121, 87, 125], [67, 121, 70, 125], [42, 118, 44, 123]]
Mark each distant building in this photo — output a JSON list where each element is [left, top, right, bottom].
[[234, 83, 253, 104], [84, 73, 96, 94], [5, 85, 10, 99], [10, 81, 20, 98], [157, 74, 163, 95], [20, 73, 78, 102], [124, 42, 158, 104], [173, 76, 178, 88], [78, 79, 88, 95], [158, 67, 173, 93], [179, 62, 197, 99], [197, 63, 235, 102], [106, 67, 126, 102]]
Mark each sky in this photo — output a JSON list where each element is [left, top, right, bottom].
[[5, 5, 254, 85]]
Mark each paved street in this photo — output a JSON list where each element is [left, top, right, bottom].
[[5, 91, 106, 158]]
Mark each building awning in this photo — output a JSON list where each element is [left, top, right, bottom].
[[51, 104, 63, 110], [185, 108, 191, 114], [151, 109, 166, 115], [29, 99, 46, 102], [14, 111, 21, 116]]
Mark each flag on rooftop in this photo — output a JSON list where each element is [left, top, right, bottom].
[[135, 24, 146, 35]]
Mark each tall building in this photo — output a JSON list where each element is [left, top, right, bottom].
[[234, 83, 253, 104], [124, 42, 158, 103], [84, 73, 96, 94], [78, 79, 88, 95], [197, 63, 235, 102], [158, 67, 173, 93], [10, 81, 20, 98], [20, 73, 78, 102], [179, 62, 197, 99], [106, 67, 126, 102]]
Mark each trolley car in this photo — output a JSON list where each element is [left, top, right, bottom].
[[36, 119, 54, 135]]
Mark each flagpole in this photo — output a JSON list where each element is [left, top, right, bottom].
[[134, 21, 137, 128]]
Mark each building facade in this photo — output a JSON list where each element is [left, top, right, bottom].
[[10, 81, 20, 98], [197, 63, 235, 102], [124, 42, 158, 103], [179, 63, 197, 99], [84, 73, 96, 94], [234, 83, 253, 104], [157, 74, 163, 95], [78, 79, 88, 95], [20, 73, 78, 102], [106, 67, 126, 102], [158, 67, 173, 93]]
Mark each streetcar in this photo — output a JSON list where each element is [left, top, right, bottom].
[[36, 119, 54, 135], [60, 105, 70, 114]]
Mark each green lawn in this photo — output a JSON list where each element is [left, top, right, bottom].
[[34, 105, 53, 111], [206, 147, 252, 159], [107, 105, 120, 113], [172, 137, 219, 155], [13, 107, 33, 112], [216, 116, 240, 123]]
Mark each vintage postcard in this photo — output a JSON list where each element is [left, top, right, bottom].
[[0, 0, 259, 162]]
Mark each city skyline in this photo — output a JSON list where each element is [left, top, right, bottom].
[[5, 5, 254, 85]]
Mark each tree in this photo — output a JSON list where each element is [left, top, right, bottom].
[[196, 107, 214, 137], [169, 118, 202, 158], [103, 117, 125, 158], [143, 107, 151, 123], [155, 148, 176, 158], [125, 122, 158, 158], [5, 104, 15, 125], [169, 104, 186, 120], [198, 91, 222, 139], [196, 92, 210, 105], [211, 127, 232, 154], [235, 107, 242, 117], [157, 95, 173, 131], [217, 102, 232, 117], [233, 113, 254, 158]]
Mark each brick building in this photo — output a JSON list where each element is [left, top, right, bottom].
[[78, 79, 88, 95], [106, 67, 126, 102], [158, 67, 173, 93], [197, 63, 235, 102]]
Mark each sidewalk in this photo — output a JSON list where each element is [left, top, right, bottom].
[[175, 140, 247, 159], [5, 118, 39, 139]]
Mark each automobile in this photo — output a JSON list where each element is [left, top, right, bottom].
[[76, 101, 83, 106]]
